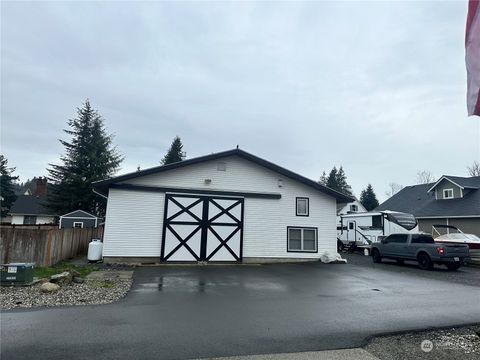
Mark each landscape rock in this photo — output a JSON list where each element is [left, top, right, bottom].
[[40, 282, 61, 293], [72, 276, 85, 284], [69, 269, 81, 277], [50, 271, 72, 286]]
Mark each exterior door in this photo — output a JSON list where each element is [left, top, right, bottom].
[[161, 194, 244, 262]]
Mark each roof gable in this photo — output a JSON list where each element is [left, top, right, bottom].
[[61, 210, 97, 218], [93, 149, 354, 202], [427, 175, 480, 192]]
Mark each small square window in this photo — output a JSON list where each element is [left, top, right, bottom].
[[350, 204, 358, 212], [73, 222, 84, 228], [296, 198, 309, 216], [216, 162, 227, 171], [443, 189, 454, 199]]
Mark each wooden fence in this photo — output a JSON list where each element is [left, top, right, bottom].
[[0, 226, 104, 267]]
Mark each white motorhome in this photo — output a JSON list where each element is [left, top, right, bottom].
[[337, 210, 418, 251]]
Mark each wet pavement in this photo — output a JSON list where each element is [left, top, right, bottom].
[[2, 258, 480, 360]]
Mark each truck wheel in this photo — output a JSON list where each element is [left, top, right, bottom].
[[372, 249, 382, 263], [417, 253, 433, 270], [445, 263, 461, 271]]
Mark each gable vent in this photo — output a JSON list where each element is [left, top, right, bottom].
[[217, 162, 227, 171]]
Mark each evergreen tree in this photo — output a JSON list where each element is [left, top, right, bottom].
[[318, 171, 328, 185], [319, 166, 353, 196], [0, 155, 19, 217], [47, 100, 123, 216], [161, 136, 186, 165], [360, 184, 379, 211]]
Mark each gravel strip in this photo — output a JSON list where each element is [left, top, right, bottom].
[[1, 278, 132, 310], [365, 325, 480, 360]]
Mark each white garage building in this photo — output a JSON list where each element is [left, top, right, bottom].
[[93, 149, 353, 263]]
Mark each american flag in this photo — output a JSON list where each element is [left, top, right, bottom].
[[466, 0, 480, 116]]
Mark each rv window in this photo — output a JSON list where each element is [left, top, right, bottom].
[[372, 215, 382, 229], [348, 222, 354, 230]]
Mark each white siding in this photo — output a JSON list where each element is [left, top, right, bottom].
[[103, 189, 165, 257], [103, 155, 338, 260], [124, 156, 291, 194], [243, 181, 337, 258], [11, 215, 24, 224]]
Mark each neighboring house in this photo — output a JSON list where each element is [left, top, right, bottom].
[[59, 210, 100, 229], [9, 177, 57, 225], [93, 148, 353, 263], [336, 199, 367, 226], [375, 175, 480, 236]]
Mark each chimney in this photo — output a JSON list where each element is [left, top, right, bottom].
[[35, 177, 48, 197]]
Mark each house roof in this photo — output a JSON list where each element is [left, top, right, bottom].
[[60, 210, 98, 218], [93, 148, 354, 203], [10, 195, 57, 216], [375, 176, 480, 217], [427, 175, 480, 192]]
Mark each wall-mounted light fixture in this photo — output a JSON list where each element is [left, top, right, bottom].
[[204, 179, 212, 185], [278, 179, 283, 187]]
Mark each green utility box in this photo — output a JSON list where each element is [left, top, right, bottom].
[[0, 263, 35, 286]]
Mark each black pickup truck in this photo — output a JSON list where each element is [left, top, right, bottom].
[[371, 233, 470, 270]]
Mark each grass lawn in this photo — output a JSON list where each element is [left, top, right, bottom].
[[34, 263, 99, 279]]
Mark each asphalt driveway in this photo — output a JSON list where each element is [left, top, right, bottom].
[[2, 257, 480, 360]]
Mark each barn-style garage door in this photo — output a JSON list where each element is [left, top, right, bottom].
[[161, 194, 244, 262]]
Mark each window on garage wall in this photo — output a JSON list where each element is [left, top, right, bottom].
[[296, 197, 309, 216], [287, 227, 317, 252]]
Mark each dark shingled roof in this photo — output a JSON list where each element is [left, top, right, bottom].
[[10, 195, 57, 216], [93, 148, 354, 203], [375, 176, 480, 217]]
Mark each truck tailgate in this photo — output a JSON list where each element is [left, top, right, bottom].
[[443, 244, 470, 257]]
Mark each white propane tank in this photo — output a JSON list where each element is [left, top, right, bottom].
[[87, 239, 103, 262]]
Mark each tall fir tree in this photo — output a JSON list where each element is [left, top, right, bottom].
[[0, 155, 19, 217], [47, 100, 123, 216], [161, 136, 186, 165], [360, 184, 379, 211], [318, 166, 353, 196]]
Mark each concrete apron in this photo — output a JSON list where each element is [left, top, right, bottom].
[[201, 348, 380, 360]]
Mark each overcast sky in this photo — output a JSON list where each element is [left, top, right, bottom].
[[2, 1, 479, 202]]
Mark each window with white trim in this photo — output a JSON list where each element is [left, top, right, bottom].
[[287, 227, 317, 252], [443, 189, 454, 199], [73, 222, 84, 228], [296, 198, 309, 216]]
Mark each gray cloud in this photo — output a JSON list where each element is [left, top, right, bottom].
[[2, 1, 478, 201]]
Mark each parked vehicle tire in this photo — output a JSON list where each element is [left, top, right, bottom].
[[337, 240, 345, 252], [445, 263, 462, 271], [372, 249, 382, 263], [417, 253, 433, 270]]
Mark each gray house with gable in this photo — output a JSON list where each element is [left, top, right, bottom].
[[376, 175, 480, 236]]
